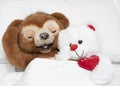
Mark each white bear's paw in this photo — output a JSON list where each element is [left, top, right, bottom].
[[90, 73, 112, 85], [91, 76, 111, 85]]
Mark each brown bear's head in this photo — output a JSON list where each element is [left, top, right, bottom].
[[18, 12, 69, 54]]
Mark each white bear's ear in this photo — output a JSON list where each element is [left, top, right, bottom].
[[87, 24, 96, 31], [87, 24, 95, 31]]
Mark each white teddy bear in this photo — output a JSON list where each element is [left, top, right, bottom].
[[55, 24, 113, 85]]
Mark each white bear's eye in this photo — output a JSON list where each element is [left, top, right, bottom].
[[78, 40, 83, 44], [69, 43, 72, 47]]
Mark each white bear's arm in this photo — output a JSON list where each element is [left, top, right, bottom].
[[90, 53, 113, 85], [55, 46, 71, 60]]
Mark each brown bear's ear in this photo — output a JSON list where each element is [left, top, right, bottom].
[[51, 12, 69, 29], [7, 19, 23, 28]]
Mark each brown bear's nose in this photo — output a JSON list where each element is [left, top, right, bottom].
[[40, 33, 49, 39]]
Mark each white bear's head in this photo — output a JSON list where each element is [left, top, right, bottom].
[[58, 24, 100, 60]]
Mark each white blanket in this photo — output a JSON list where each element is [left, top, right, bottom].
[[0, 58, 120, 86], [12, 58, 120, 86], [13, 58, 100, 86]]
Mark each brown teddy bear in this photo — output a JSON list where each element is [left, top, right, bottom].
[[2, 12, 69, 70]]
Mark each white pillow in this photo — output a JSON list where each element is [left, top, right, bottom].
[[0, 0, 120, 62]]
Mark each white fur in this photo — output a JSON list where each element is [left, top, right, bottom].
[[55, 24, 113, 85], [56, 25, 99, 60]]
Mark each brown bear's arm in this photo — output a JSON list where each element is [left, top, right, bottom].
[[2, 20, 40, 70]]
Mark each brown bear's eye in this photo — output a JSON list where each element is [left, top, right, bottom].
[[52, 30, 56, 33], [28, 36, 32, 39]]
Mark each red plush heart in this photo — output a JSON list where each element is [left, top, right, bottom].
[[70, 44, 78, 51], [78, 55, 99, 71]]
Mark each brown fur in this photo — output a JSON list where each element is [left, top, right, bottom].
[[2, 12, 69, 70]]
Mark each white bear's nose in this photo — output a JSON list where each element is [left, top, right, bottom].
[[70, 44, 78, 51]]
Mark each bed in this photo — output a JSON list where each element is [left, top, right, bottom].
[[0, 0, 120, 86]]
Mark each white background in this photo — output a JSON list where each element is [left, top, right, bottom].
[[0, 0, 120, 86]]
